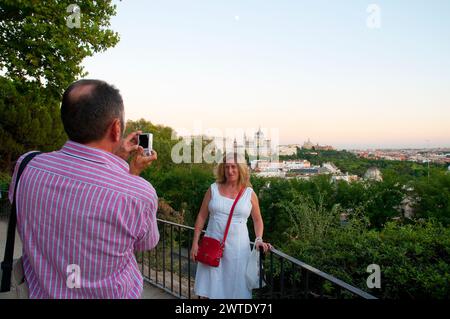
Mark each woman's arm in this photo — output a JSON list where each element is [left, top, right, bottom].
[[190, 187, 212, 261], [250, 190, 271, 253]]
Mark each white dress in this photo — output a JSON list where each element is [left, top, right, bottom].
[[194, 182, 253, 299]]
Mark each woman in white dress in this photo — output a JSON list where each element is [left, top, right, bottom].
[[190, 153, 271, 299]]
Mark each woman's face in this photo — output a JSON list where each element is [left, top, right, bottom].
[[224, 163, 239, 183]]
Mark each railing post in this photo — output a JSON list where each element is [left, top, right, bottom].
[[162, 223, 166, 288], [147, 251, 150, 282], [337, 286, 342, 299], [141, 251, 144, 274], [170, 224, 174, 292], [280, 258, 285, 299], [291, 263, 297, 298], [319, 278, 324, 299], [155, 233, 158, 284], [259, 246, 264, 290], [302, 268, 309, 299], [178, 226, 182, 298], [187, 230, 191, 299], [269, 251, 274, 298]]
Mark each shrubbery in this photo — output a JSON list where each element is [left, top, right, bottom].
[[249, 174, 450, 299], [0, 171, 10, 192], [143, 165, 214, 225], [283, 216, 450, 299]]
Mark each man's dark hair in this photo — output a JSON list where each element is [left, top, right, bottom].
[[61, 79, 125, 144]]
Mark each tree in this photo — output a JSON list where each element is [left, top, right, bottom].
[[0, 0, 119, 172]]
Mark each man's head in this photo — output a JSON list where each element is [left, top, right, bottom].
[[61, 79, 125, 146]]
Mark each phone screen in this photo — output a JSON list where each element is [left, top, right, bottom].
[[139, 134, 149, 149]]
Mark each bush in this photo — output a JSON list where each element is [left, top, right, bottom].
[[0, 171, 10, 192], [144, 165, 215, 226], [283, 215, 450, 299]]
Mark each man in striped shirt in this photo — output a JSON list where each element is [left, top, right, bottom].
[[8, 79, 160, 298]]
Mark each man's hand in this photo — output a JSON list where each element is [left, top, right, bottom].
[[130, 147, 157, 176], [114, 130, 142, 161]]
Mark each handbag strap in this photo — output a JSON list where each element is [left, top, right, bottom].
[[1, 151, 41, 292], [221, 186, 246, 246]]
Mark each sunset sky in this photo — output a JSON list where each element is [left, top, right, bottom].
[[82, 0, 450, 149]]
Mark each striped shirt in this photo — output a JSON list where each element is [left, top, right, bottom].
[[8, 141, 159, 299]]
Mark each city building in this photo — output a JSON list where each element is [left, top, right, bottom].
[[284, 160, 311, 170], [321, 162, 341, 174], [278, 145, 298, 156], [364, 167, 383, 182], [302, 138, 334, 151], [332, 174, 359, 183], [221, 128, 274, 159], [289, 168, 320, 175], [302, 138, 314, 150]]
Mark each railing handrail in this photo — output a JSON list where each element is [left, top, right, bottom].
[[1, 193, 377, 299], [156, 218, 377, 299], [268, 246, 376, 299]]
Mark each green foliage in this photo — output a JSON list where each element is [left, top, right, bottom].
[[0, 0, 119, 172], [147, 166, 215, 226], [412, 170, 450, 225], [250, 177, 296, 243], [277, 192, 342, 243], [252, 174, 409, 233], [0, 79, 66, 169], [283, 216, 450, 299], [280, 148, 446, 179], [0, 171, 11, 191]]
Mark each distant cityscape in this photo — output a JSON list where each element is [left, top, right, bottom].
[[251, 138, 450, 182], [182, 130, 450, 182], [278, 139, 450, 165], [350, 148, 450, 165]]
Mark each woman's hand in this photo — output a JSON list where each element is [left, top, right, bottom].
[[190, 242, 199, 262], [255, 240, 272, 254]]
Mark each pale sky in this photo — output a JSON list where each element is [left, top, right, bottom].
[[82, 0, 450, 149]]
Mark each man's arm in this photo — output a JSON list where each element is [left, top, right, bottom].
[[8, 151, 35, 203], [134, 191, 160, 252]]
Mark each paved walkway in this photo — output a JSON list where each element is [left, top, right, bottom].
[[0, 219, 175, 299]]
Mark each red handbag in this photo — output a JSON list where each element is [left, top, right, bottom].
[[196, 187, 245, 267]]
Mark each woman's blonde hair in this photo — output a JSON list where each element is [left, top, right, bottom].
[[215, 152, 252, 188]]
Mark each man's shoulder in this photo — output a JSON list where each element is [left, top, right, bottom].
[[16, 150, 42, 164], [118, 174, 158, 206]]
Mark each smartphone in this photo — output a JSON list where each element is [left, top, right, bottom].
[[138, 133, 153, 156]]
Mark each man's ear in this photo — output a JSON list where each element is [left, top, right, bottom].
[[111, 118, 122, 143]]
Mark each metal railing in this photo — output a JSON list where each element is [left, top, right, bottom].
[[0, 190, 376, 299], [255, 246, 376, 299], [138, 218, 377, 299], [137, 219, 198, 299]]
